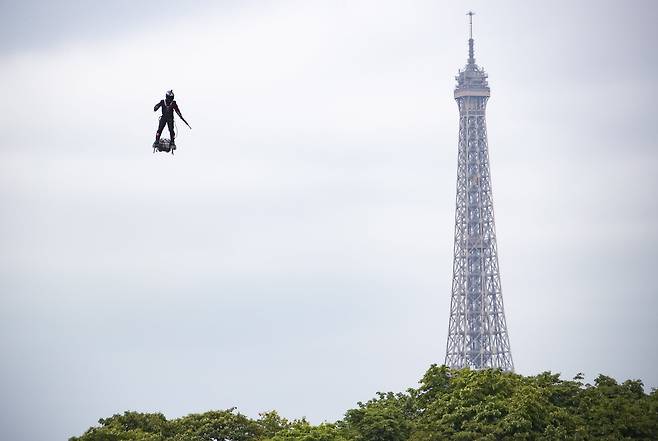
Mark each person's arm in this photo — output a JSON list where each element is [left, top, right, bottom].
[[154, 100, 162, 111]]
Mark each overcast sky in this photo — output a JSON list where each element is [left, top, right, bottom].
[[1, 1, 657, 440]]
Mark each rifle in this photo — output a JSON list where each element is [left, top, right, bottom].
[[179, 115, 192, 130]]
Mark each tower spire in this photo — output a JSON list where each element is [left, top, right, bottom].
[[468, 10, 474, 39], [467, 11, 475, 65]]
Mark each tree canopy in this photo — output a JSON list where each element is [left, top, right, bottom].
[[70, 366, 658, 441]]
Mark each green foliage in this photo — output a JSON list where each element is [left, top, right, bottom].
[[70, 366, 658, 441], [268, 419, 347, 441], [413, 368, 588, 440], [69, 411, 171, 441], [576, 375, 658, 440], [169, 408, 262, 441], [343, 392, 416, 441], [258, 411, 291, 439]]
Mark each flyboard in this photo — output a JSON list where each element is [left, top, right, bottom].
[[153, 139, 176, 155]]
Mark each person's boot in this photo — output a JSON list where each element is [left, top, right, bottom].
[[170, 139, 176, 148]]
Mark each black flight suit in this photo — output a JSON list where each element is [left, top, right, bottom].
[[154, 98, 183, 144]]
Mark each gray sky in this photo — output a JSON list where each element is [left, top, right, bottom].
[[1, 1, 657, 439]]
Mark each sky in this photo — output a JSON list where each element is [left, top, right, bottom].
[[1, 0, 657, 439]]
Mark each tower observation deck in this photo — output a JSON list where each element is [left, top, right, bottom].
[[444, 12, 514, 371]]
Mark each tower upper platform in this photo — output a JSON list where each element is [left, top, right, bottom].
[[454, 14, 490, 99]]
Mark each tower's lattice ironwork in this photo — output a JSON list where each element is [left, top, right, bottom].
[[445, 12, 514, 371]]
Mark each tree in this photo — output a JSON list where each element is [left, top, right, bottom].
[[169, 408, 262, 441], [69, 411, 171, 441], [577, 375, 658, 440], [413, 368, 585, 440], [343, 392, 416, 441], [69, 366, 658, 441], [268, 419, 347, 441], [257, 411, 291, 439]]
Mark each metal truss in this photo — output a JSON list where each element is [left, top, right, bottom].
[[444, 30, 514, 372]]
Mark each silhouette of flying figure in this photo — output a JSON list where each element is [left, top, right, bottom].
[[153, 90, 188, 148]]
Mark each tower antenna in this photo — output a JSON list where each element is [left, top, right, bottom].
[[467, 11, 475, 39], [466, 11, 476, 65]]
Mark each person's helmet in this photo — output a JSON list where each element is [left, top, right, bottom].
[[165, 90, 174, 101]]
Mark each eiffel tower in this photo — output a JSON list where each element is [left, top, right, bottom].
[[444, 12, 514, 371]]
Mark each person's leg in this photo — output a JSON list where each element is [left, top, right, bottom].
[[167, 119, 175, 145], [155, 117, 167, 144]]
